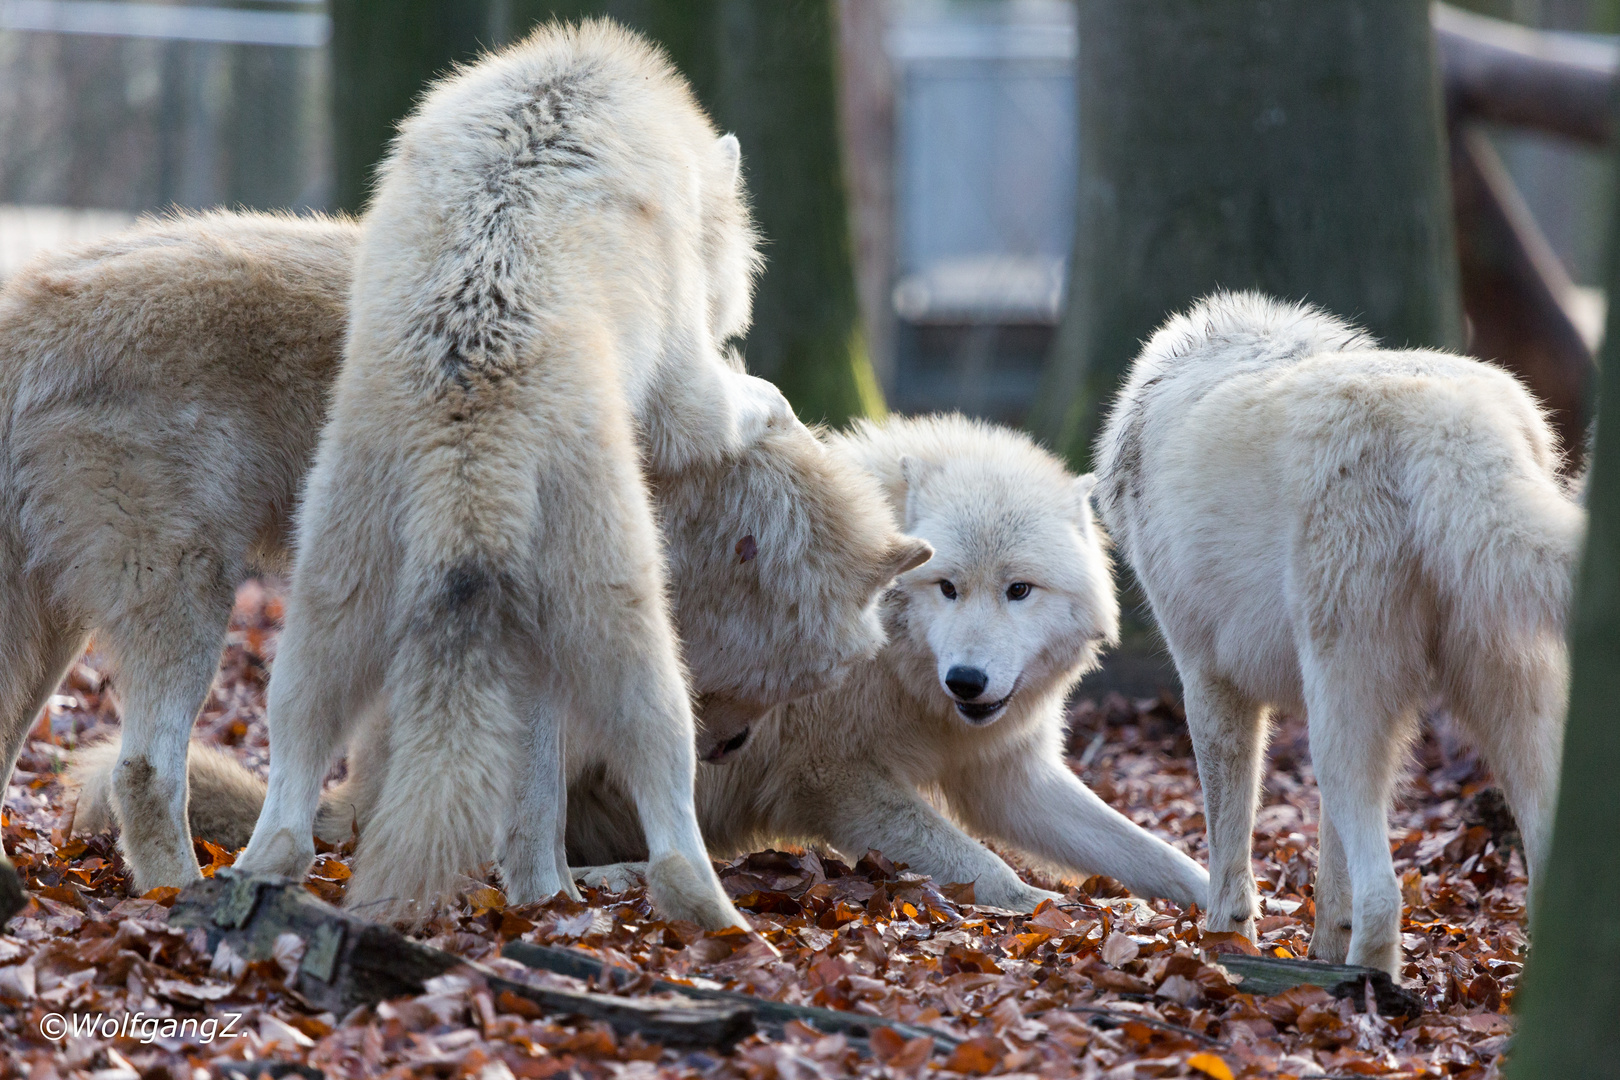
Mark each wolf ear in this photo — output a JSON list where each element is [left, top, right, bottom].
[[715, 133, 742, 187], [1074, 474, 1099, 505], [872, 536, 933, 588], [1073, 474, 1100, 530], [899, 455, 941, 530]]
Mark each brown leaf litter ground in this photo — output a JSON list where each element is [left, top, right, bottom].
[[1, 582, 1524, 1078]]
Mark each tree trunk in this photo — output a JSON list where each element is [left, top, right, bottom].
[[1506, 124, 1620, 1080], [514, 0, 884, 424], [329, 1, 506, 214], [1032, 1, 1464, 470]]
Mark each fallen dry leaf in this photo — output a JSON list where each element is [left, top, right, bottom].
[[0, 582, 1527, 1078]]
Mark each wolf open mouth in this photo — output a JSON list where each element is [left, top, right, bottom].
[[955, 696, 1010, 723]]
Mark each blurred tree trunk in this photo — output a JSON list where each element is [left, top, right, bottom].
[[329, 1, 506, 213], [1506, 127, 1620, 1080], [514, 0, 884, 424], [1032, 1, 1463, 469]]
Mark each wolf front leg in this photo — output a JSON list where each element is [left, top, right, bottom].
[[946, 749, 1208, 909], [801, 772, 1060, 912], [1308, 807, 1354, 963], [238, 473, 394, 883], [1181, 671, 1268, 944]]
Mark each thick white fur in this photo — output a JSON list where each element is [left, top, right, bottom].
[[233, 20, 912, 928], [566, 414, 1209, 912], [136, 415, 1204, 911], [32, 212, 923, 905], [1093, 292, 1584, 975]]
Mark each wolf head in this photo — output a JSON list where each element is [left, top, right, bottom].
[[655, 418, 932, 760], [840, 415, 1121, 726]]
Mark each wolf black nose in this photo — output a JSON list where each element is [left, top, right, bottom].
[[945, 666, 989, 700]]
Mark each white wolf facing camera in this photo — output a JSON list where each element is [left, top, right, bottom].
[[566, 414, 1210, 913], [1094, 292, 1583, 976], [226, 21, 924, 928]]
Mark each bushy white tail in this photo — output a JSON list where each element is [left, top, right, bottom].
[[338, 574, 527, 922], [69, 737, 362, 852]]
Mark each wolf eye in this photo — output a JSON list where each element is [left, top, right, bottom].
[[939, 580, 957, 600], [1006, 582, 1032, 601]]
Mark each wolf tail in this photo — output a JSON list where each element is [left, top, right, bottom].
[[69, 736, 363, 852], [340, 562, 528, 921], [1408, 384, 1585, 650], [1406, 377, 1583, 884]]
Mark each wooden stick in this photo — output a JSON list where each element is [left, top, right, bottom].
[[501, 940, 960, 1051], [1215, 954, 1424, 1017]]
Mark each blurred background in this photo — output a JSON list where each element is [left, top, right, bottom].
[[5, 0, 1613, 423], [2, 0, 1615, 689]]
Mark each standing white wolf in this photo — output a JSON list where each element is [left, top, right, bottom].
[[1093, 292, 1583, 975], [232, 21, 920, 928], [566, 414, 1210, 912]]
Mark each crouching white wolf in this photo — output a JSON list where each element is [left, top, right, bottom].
[[565, 414, 1210, 912], [1094, 292, 1584, 975]]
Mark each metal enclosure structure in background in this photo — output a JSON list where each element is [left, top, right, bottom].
[[884, 0, 1075, 422], [0, 0, 332, 216]]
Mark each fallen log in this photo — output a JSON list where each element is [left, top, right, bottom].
[[502, 940, 960, 1051], [169, 872, 755, 1050], [1216, 953, 1424, 1018]]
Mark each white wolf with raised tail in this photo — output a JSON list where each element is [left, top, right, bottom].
[[1093, 292, 1583, 976]]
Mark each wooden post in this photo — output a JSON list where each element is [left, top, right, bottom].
[[1032, 1, 1464, 470], [1506, 106, 1620, 1080]]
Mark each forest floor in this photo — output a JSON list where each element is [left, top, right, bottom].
[[1, 582, 1524, 1079]]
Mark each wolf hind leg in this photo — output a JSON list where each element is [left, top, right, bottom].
[[1442, 628, 1566, 901], [1182, 671, 1267, 942], [0, 576, 87, 796], [238, 568, 390, 882], [531, 412, 745, 931], [95, 581, 236, 892], [499, 691, 581, 905], [1303, 650, 1419, 978]]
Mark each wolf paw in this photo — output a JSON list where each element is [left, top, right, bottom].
[[235, 828, 316, 882], [728, 372, 794, 447], [974, 880, 1065, 914], [571, 861, 650, 895]]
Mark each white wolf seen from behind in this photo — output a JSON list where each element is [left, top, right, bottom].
[[234, 22, 922, 927], [1094, 292, 1583, 976]]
